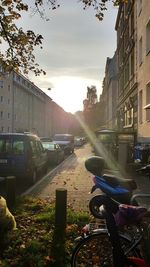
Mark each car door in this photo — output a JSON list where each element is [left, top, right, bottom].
[[0, 137, 12, 176], [29, 139, 39, 172], [56, 144, 64, 162], [36, 140, 47, 172], [11, 138, 26, 175], [0, 136, 26, 177]]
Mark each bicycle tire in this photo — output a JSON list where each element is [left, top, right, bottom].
[[89, 195, 106, 219], [89, 195, 137, 220], [71, 230, 141, 267]]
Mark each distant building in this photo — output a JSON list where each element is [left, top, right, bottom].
[[115, 0, 138, 137], [100, 53, 118, 129], [0, 69, 71, 137]]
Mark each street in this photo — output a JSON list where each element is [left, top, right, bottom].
[[22, 143, 150, 211], [23, 143, 95, 211]]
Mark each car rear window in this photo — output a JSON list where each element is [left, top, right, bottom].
[[0, 138, 24, 155], [0, 139, 11, 153]]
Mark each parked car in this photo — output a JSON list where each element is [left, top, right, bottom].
[[74, 137, 83, 147], [53, 134, 74, 154], [0, 133, 48, 185], [41, 141, 65, 165], [40, 137, 52, 142]]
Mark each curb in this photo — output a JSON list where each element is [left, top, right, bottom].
[[21, 153, 74, 196]]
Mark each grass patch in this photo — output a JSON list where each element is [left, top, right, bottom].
[[0, 196, 90, 267]]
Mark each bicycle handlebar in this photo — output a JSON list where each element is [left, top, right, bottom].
[[131, 194, 150, 205], [136, 165, 150, 174]]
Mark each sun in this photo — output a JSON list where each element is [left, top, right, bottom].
[[44, 76, 101, 113]]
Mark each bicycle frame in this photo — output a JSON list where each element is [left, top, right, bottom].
[[99, 195, 149, 267], [131, 194, 150, 267]]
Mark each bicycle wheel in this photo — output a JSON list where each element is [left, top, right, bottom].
[[71, 230, 140, 267]]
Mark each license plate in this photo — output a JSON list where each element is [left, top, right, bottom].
[[0, 159, 7, 163]]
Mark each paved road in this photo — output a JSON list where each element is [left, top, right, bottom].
[[23, 144, 94, 211], [23, 143, 150, 211]]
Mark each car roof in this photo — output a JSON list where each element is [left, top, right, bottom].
[[0, 132, 39, 139], [40, 137, 52, 141], [54, 134, 73, 136]]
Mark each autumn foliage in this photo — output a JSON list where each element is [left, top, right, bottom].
[[0, 0, 127, 75]]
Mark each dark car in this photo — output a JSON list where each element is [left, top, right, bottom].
[[41, 141, 65, 165], [40, 137, 52, 142], [0, 133, 48, 185], [53, 134, 74, 154], [74, 136, 83, 147]]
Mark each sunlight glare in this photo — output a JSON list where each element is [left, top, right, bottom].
[[42, 76, 101, 113], [75, 113, 126, 178]]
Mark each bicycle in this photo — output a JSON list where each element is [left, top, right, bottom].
[[71, 195, 150, 267], [84, 156, 150, 219], [71, 156, 150, 266]]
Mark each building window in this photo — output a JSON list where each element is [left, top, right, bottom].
[[8, 85, 10, 91], [8, 113, 10, 119], [146, 83, 150, 121], [119, 73, 124, 96], [17, 75, 20, 82], [0, 66, 3, 73], [130, 49, 134, 76], [0, 96, 3, 102], [0, 111, 3, 119], [8, 127, 10, 132], [124, 61, 129, 85], [146, 20, 150, 55], [1, 127, 4, 132], [139, 90, 143, 124], [22, 79, 25, 85], [137, 0, 142, 16], [139, 37, 143, 66], [124, 26, 129, 49], [0, 80, 3, 88], [130, 10, 134, 35], [124, 103, 133, 127], [8, 99, 10, 104]]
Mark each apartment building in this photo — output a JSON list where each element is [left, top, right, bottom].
[[115, 0, 138, 138], [136, 0, 150, 143], [0, 69, 69, 137], [101, 54, 118, 129]]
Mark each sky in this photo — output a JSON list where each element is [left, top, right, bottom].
[[24, 0, 118, 113]]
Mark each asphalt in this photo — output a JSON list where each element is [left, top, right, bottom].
[[22, 144, 150, 212]]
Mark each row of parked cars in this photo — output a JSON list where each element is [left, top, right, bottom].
[[74, 136, 86, 147], [40, 137, 65, 165], [0, 132, 75, 186]]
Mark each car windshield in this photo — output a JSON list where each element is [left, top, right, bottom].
[[42, 142, 55, 151]]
